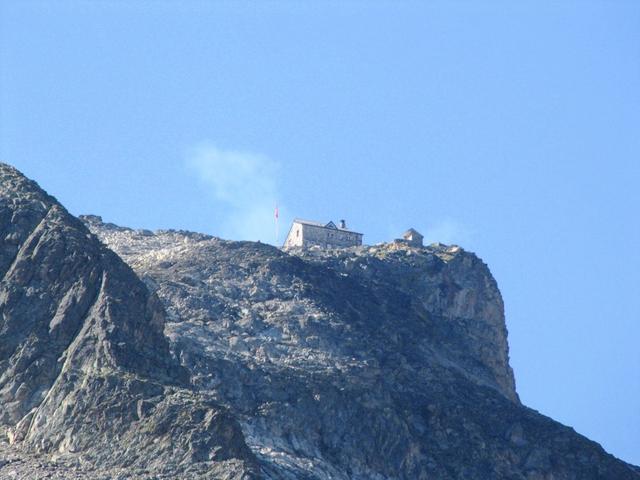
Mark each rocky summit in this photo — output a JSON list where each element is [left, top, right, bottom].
[[0, 162, 638, 479]]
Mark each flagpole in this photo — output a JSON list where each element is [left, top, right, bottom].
[[275, 204, 279, 246]]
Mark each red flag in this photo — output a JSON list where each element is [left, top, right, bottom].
[[274, 205, 279, 219]]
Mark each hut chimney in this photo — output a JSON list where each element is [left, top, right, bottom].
[[339, 219, 346, 229]]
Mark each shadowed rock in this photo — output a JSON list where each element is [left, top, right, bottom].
[[0, 163, 259, 479]]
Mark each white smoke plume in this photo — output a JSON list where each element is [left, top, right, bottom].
[[186, 142, 285, 243]]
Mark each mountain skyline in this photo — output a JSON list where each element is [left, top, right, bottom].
[[1, 1, 639, 465]]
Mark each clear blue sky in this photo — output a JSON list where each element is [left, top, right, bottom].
[[2, 0, 639, 465]]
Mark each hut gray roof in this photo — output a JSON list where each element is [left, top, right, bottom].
[[293, 218, 363, 235]]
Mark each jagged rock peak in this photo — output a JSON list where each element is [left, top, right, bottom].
[[0, 163, 259, 478]]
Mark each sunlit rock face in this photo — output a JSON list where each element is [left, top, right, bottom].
[[0, 162, 638, 479], [83, 215, 637, 479]]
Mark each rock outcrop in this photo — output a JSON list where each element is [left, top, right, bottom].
[[0, 162, 638, 479], [0, 163, 259, 479], [82, 214, 638, 480]]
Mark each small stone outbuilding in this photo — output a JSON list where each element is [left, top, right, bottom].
[[402, 228, 424, 247]]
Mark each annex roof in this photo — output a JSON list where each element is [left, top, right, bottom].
[[403, 228, 423, 238]]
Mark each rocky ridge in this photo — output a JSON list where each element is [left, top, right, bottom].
[[0, 162, 638, 479], [0, 164, 258, 479], [81, 215, 637, 479]]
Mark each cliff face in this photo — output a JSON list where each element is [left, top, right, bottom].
[[0, 164, 259, 479], [0, 163, 638, 479], [82, 217, 637, 480]]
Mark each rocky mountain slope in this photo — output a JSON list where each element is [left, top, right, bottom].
[[1, 162, 638, 479], [0, 164, 258, 479]]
